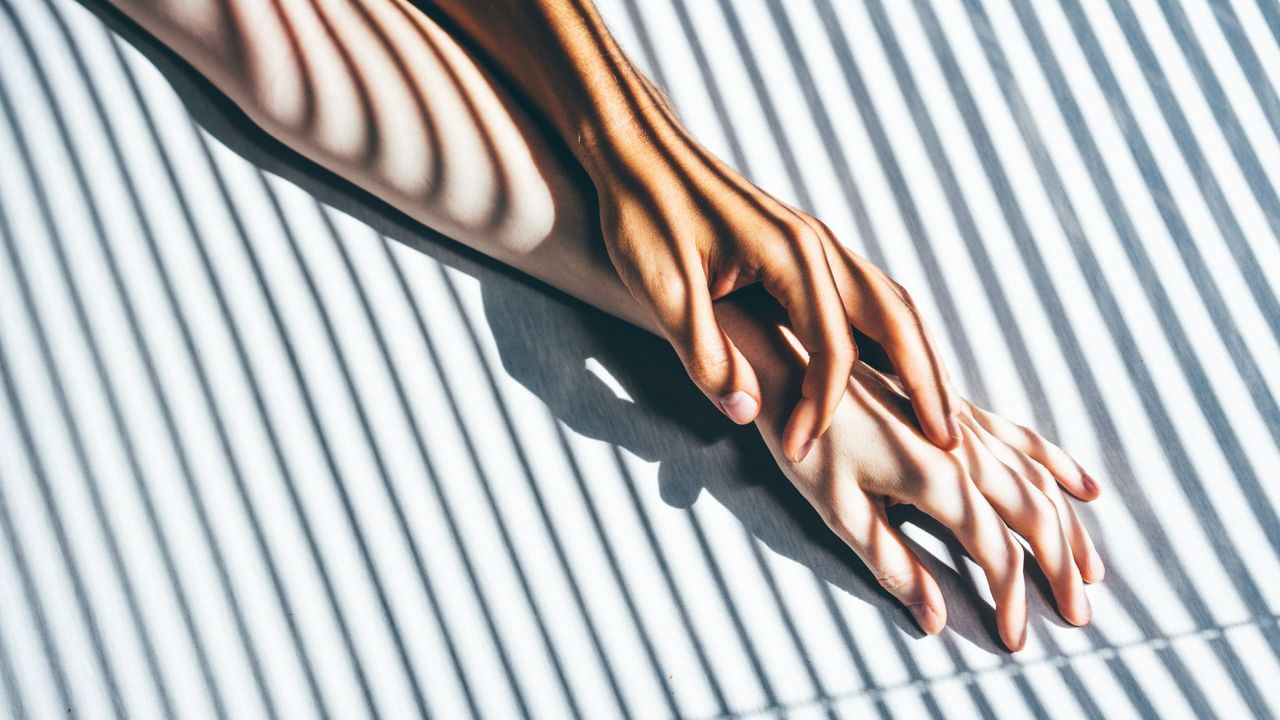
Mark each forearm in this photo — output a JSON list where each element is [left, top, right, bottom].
[[421, 0, 677, 182], [105, 0, 802, 392], [109, 0, 632, 316]]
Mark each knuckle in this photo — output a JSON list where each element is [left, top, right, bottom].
[[786, 223, 823, 256], [809, 216, 836, 239], [1017, 423, 1041, 448], [896, 299, 926, 335], [1028, 490, 1058, 524], [1025, 494, 1066, 552], [954, 508, 984, 543], [684, 350, 731, 389], [897, 469, 928, 500], [645, 270, 692, 309], [1024, 464, 1056, 494], [817, 486, 856, 537], [886, 304, 928, 348], [891, 279, 918, 308], [1004, 534, 1026, 573], [876, 568, 917, 596], [827, 335, 856, 366], [825, 511, 853, 541]]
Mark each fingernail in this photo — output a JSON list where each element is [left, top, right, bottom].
[[1004, 623, 1028, 652], [909, 604, 944, 635], [1085, 547, 1106, 583], [1074, 592, 1093, 626], [720, 391, 758, 424], [947, 415, 962, 444], [793, 439, 815, 463], [1081, 473, 1099, 497]]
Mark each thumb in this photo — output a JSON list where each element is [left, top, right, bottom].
[[632, 265, 763, 425]]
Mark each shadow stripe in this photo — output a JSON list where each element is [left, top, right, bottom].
[[751, 2, 1034, 715], [1143, 0, 1280, 238], [176, 120, 338, 720], [36, 3, 293, 716], [604, 446, 788, 713], [376, 238, 546, 719], [191, 131, 382, 720], [811, 0, 1060, 434], [0, 197, 128, 719], [101, 29, 335, 717], [104, 31, 281, 720], [0, 20, 172, 718], [434, 262, 625, 719], [0, 338, 72, 719], [0, 582, 25, 720], [257, 172, 431, 719], [962, 1, 1274, 712], [315, 203, 483, 719], [544, 418, 687, 717], [912, 0, 1274, 714], [628, 4, 887, 708], [712, 0, 995, 408], [1096, 0, 1280, 346], [0, 463, 68, 719], [1250, 0, 1280, 52], [818, 2, 1118, 713], [1003, 0, 1280, 462], [628, 7, 955, 713], [1200, 0, 1280, 145]]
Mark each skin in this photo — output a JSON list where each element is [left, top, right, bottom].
[[106, 0, 1104, 650], [420, 0, 962, 461]]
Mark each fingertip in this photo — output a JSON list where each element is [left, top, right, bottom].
[[997, 588, 1029, 652], [913, 579, 948, 635], [720, 391, 760, 425], [1080, 473, 1101, 500], [938, 414, 962, 450], [1086, 564, 1106, 585], [902, 378, 959, 450], [1001, 614, 1028, 653], [792, 438, 815, 464], [917, 412, 952, 450], [1083, 546, 1106, 584], [782, 400, 821, 463], [910, 603, 946, 635], [1066, 590, 1092, 627]]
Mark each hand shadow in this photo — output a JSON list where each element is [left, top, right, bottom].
[[478, 268, 1063, 654], [76, 0, 1075, 655]]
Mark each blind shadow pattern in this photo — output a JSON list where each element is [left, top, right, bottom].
[[2, 0, 1280, 718]]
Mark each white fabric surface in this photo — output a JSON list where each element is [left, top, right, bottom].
[[2, 0, 1280, 717]]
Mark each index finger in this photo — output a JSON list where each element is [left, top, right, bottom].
[[825, 238, 958, 450], [758, 219, 856, 463]]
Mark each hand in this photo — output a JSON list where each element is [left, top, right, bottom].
[[591, 96, 958, 463], [753, 357, 1103, 651], [417, 0, 958, 460]]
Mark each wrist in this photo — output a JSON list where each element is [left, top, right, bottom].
[[569, 102, 666, 180], [563, 66, 692, 187]]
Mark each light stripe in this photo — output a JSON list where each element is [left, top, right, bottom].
[[1, 0, 1279, 717]]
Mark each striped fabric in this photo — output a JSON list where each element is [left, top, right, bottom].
[[2, 0, 1280, 717]]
